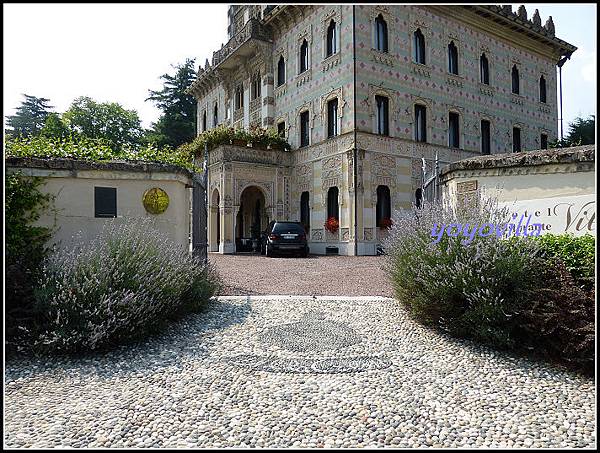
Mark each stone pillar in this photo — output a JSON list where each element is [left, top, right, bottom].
[[221, 165, 236, 253], [243, 79, 250, 130], [262, 73, 275, 128]]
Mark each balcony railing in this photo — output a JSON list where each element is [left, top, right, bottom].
[[212, 18, 272, 67]]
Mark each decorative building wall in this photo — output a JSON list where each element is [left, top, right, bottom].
[[187, 4, 576, 255]]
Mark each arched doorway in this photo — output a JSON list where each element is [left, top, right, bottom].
[[210, 189, 220, 252], [236, 186, 269, 253]]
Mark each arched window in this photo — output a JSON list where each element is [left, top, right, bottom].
[[375, 14, 388, 53], [327, 186, 339, 220], [213, 102, 218, 126], [202, 110, 207, 132], [300, 191, 310, 230], [481, 119, 491, 155], [513, 126, 521, 153], [376, 185, 391, 228], [511, 65, 520, 94], [326, 20, 337, 57], [448, 112, 460, 148], [448, 41, 458, 75], [480, 53, 489, 85], [327, 98, 338, 138], [414, 104, 427, 142], [277, 56, 285, 87], [539, 75, 547, 103], [375, 95, 389, 136], [234, 85, 243, 110], [413, 29, 426, 64], [251, 72, 261, 100], [300, 39, 309, 73]]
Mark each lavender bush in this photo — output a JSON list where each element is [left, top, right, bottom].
[[383, 193, 594, 373], [382, 193, 544, 347], [33, 219, 221, 353]]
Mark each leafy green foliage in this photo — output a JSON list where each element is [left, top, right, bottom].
[[40, 112, 71, 140], [33, 219, 221, 353], [178, 125, 291, 157], [62, 96, 144, 150], [6, 94, 54, 137], [5, 172, 54, 347], [145, 58, 197, 148], [536, 234, 595, 289], [5, 135, 199, 171], [384, 196, 595, 374], [551, 115, 595, 147]]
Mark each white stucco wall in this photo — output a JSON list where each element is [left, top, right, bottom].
[[7, 165, 194, 251]]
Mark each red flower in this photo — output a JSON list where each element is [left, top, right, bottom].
[[379, 218, 393, 229], [324, 217, 340, 234]]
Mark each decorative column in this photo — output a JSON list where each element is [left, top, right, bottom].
[[262, 73, 275, 128]]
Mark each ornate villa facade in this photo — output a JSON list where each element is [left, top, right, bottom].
[[186, 4, 576, 255]]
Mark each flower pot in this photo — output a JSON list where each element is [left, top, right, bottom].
[[231, 139, 247, 147]]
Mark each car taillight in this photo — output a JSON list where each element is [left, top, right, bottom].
[[269, 234, 279, 240]]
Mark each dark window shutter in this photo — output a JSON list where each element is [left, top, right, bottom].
[[94, 187, 117, 218]]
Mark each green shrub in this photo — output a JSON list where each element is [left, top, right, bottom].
[[178, 124, 292, 156], [535, 233, 595, 289], [33, 219, 221, 353], [5, 172, 54, 348], [383, 195, 595, 374], [5, 135, 199, 171]]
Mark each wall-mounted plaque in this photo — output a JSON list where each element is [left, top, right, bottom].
[[456, 180, 478, 194], [143, 188, 169, 214]]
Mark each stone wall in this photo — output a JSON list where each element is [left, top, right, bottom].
[[439, 145, 596, 236], [6, 158, 195, 251]]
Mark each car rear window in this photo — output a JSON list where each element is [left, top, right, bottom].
[[272, 222, 305, 233]]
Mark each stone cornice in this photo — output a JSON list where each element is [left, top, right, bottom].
[[5, 157, 196, 182], [427, 5, 577, 62], [439, 145, 595, 180]]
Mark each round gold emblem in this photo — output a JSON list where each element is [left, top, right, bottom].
[[143, 188, 169, 214]]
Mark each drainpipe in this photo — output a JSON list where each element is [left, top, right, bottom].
[[557, 55, 569, 141], [352, 5, 358, 256]]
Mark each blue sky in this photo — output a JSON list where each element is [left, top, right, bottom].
[[3, 4, 596, 133]]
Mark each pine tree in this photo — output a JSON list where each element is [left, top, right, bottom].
[[6, 94, 54, 137], [145, 58, 197, 148]]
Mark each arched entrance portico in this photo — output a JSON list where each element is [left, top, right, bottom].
[[209, 189, 221, 252], [236, 186, 270, 253]]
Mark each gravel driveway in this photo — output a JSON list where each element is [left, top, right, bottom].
[[4, 296, 595, 448], [210, 253, 394, 297]]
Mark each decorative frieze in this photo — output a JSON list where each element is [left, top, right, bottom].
[[411, 63, 431, 78]]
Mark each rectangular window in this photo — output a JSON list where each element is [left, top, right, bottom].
[[375, 95, 389, 136], [300, 111, 310, 147], [327, 98, 338, 138], [448, 112, 460, 148], [94, 187, 117, 218], [277, 121, 286, 137], [540, 133, 548, 150], [481, 120, 491, 155], [414, 105, 427, 142], [513, 127, 521, 153]]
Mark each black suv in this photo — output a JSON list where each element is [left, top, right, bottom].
[[261, 221, 309, 257]]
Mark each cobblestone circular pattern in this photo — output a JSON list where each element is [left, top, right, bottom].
[[4, 296, 596, 448]]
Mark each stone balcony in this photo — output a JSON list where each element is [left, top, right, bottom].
[[212, 19, 272, 69]]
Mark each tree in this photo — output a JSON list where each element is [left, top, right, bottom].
[[145, 58, 197, 148], [565, 115, 595, 146], [551, 116, 595, 148], [62, 96, 144, 150], [40, 113, 71, 140], [6, 94, 54, 137]]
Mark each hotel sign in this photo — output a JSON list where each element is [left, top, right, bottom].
[[500, 194, 596, 236]]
